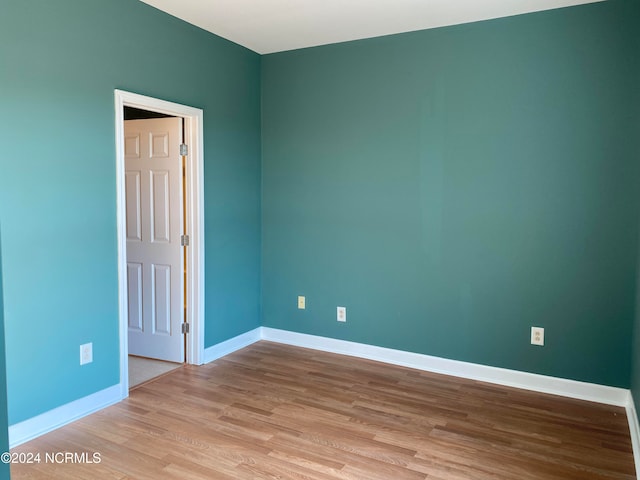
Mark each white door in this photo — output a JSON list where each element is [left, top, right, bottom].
[[125, 117, 184, 362]]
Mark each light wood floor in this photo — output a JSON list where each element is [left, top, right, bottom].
[[11, 341, 635, 479]]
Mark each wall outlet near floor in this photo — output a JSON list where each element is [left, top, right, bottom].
[[531, 327, 544, 346], [80, 342, 93, 365], [337, 306, 346, 323], [298, 295, 306, 309]]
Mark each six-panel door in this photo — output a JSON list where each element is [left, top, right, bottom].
[[125, 117, 184, 363]]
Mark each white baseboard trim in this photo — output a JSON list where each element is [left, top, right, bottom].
[[626, 392, 640, 479], [8, 327, 634, 457], [260, 327, 629, 407], [9, 384, 121, 448], [203, 327, 261, 364], [7, 329, 261, 448]]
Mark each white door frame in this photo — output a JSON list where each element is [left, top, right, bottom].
[[114, 90, 205, 398]]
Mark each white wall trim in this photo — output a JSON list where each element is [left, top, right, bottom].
[[626, 392, 640, 479], [114, 89, 206, 400], [9, 325, 637, 464], [9, 385, 120, 448], [260, 327, 629, 407], [203, 328, 262, 364]]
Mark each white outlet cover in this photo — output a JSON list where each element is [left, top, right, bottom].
[[80, 342, 93, 365], [531, 327, 544, 346], [298, 296, 306, 309], [337, 306, 346, 323]]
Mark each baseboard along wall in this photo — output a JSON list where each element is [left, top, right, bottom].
[[260, 328, 629, 406], [9, 326, 640, 478], [8, 385, 121, 448]]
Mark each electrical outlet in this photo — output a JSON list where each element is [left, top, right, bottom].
[[298, 296, 306, 309], [80, 342, 93, 365], [531, 327, 544, 346], [337, 306, 346, 323]]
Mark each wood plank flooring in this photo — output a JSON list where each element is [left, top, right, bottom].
[[11, 341, 635, 479]]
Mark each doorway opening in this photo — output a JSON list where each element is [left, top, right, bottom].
[[115, 90, 205, 398]]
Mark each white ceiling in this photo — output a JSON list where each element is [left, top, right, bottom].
[[139, 0, 604, 54]]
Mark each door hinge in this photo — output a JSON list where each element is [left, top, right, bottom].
[[180, 234, 190, 246], [181, 323, 190, 334], [180, 144, 188, 156]]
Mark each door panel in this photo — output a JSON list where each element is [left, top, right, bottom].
[[150, 132, 169, 158], [125, 117, 183, 362], [127, 263, 143, 331], [125, 171, 142, 242], [150, 170, 170, 243], [124, 134, 140, 158], [152, 263, 171, 335]]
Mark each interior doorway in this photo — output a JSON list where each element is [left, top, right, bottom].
[[124, 114, 184, 362], [115, 90, 205, 398]]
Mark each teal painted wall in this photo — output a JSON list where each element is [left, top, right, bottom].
[[0, 0, 638, 433], [0, 0, 261, 424], [0, 239, 11, 478], [262, 0, 640, 388], [629, 3, 640, 414]]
